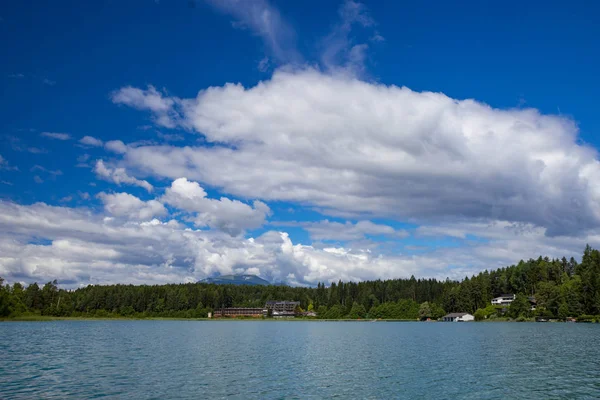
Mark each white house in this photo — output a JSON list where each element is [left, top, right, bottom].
[[491, 294, 515, 306], [442, 313, 475, 322]]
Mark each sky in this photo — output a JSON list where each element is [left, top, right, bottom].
[[1, 0, 600, 287]]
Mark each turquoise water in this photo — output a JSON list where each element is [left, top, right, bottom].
[[1, 321, 599, 399]]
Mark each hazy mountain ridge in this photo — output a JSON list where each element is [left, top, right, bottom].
[[199, 274, 270, 286]]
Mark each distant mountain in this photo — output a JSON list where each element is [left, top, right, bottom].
[[199, 274, 270, 286]]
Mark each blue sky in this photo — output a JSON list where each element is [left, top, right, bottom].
[[1, 0, 600, 287]]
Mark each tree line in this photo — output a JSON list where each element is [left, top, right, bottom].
[[2, 245, 600, 321]]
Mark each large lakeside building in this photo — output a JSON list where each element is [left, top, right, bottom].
[[211, 301, 301, 318], [265, 301, 300, 317], [212, 307, 264, 317]]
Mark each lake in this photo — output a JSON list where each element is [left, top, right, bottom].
[[1, 321, 599, 399]]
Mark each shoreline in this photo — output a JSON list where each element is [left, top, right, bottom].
[[2, 316, 584, 323], [0, 316, 413, 322]]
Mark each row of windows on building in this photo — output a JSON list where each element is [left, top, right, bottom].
[[211, 301, 302, 318]]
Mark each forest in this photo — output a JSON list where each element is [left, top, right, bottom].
[[2, 245, 600, 321]]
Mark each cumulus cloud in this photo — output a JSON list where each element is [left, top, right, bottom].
[[0, 201, 186, 285], [94, 160, 153, 192], [80, 136, 104, 147], [162, 177, 270, 236], [105, 140, 128, 154], [111, 85, 182, 128], [98, 192, 167, 220], [116, 69, 600, 237], [41, 132, 71, 140]]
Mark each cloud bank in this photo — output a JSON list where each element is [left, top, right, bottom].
[[1, 198, 597, 288], [115, 69, 599, 237]]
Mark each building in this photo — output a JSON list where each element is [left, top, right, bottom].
[[528, 296, 537, 311], [492, 294, 516, 306], [264, 301, 300, 317], [213, 307, 264, 318], [442, 313, 475, 322], [301, 311, 317, 317]]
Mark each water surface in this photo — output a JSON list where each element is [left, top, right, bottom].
[[1, 321, 599, 399]]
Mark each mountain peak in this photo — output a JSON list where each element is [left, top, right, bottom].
[[199, 274, 270, 286]]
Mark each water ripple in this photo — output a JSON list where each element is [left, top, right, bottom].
[[1, 321, 600, 399]]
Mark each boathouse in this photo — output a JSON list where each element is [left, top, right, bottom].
[[442, 313, 475, 322]]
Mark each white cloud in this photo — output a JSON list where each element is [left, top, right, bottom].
[[111, 85, 181, 128], [41, 132, 71, 140], [111, 85, 173, 112], [162, 177, 270, 236], [116, 69, 600, 237], [94, 160, 153, 192], [79, 136, 104, 147], [98, 192, 167, 220], [105, 140, 128, 154]]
